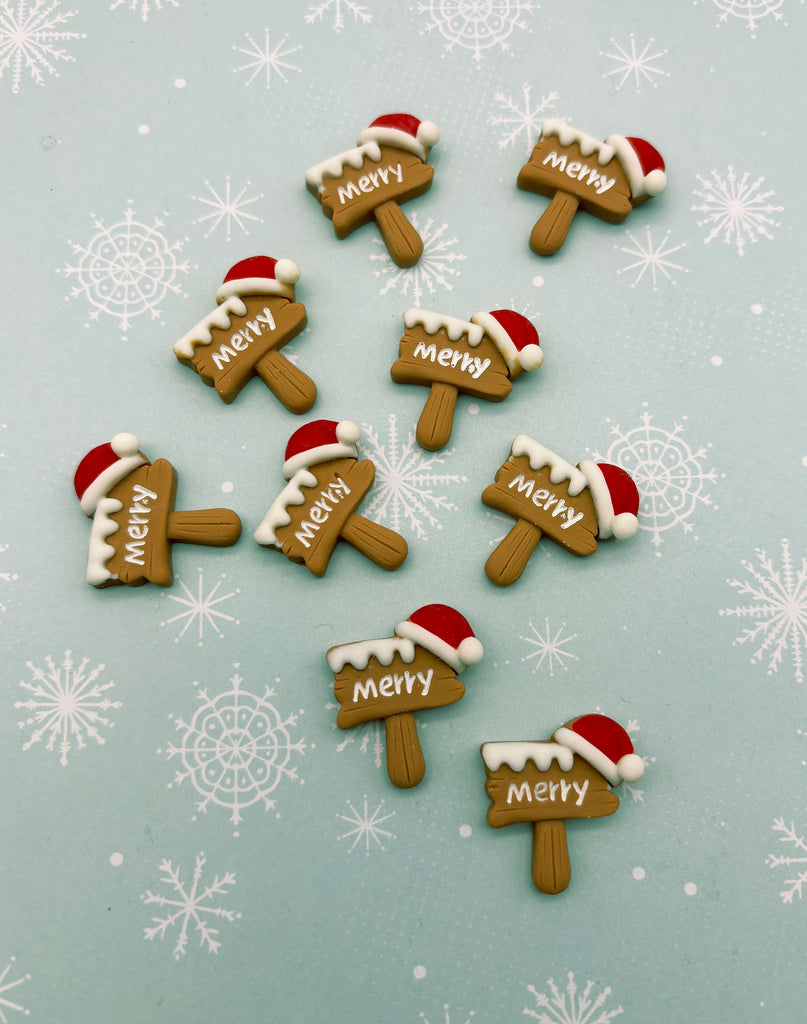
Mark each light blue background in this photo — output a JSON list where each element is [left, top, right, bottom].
[[3, 1, 806, 1021]]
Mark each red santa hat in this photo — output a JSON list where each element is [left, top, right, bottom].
[[553, 714, 645, 787], [470, 309, 543, 378], [74, 432, 146, 515], [578, 461, 639, 540], [395, 603, 483, 674], [356, 113, 439, 163], [216, 255, 301, 304], [282, 419, 361, 479], [605, 135, 667, 199]]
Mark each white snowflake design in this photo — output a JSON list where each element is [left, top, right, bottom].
[[521, 619, 578, 676], [160, 569, 240, 645], [600, 34, 669, 92], [594, 411, 718, 550], [720, 539, 807, 683], [337, 795, 396, 854], [191, 177, 263, 240], [0, 543, 18, 615], [616, 226, 686, 289], [0, 957, 30, 1023], [420, 1006, 476, 1024], [360, 414, 466, 540], [767, 818, 807, 903], [373, 214, 466, 304], [110, 0, 177, 21], [623, 718, 654, 803], [701, 0, 789, 35], [691, 167, 783, 257], [305, 0, 372, 30], [524, 971, 623, 1023], [417, 0, 536, 64], [141, 852, 240, 959], [233, 29, 302, 88], [488, 85, 559, 154], [16, 651, 122, 766], [326, 703, 385, 767], [160, 668, 306, 832], [0, 0, 84, 94], [60, 201, 190, 339]]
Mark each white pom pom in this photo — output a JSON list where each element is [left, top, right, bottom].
[[458, 636, 483, 667], [617, 753, 645, 783], [417, 121, 440, 148], [644, 168, 667, 197], [518, 344, 543, 372], [336, 421, 361, 446], [111, 433, 140, 457], [611, 512, 638, 541], [274, 258, 301, 285]]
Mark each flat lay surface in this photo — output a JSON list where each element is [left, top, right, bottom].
[[3, 1, 806, 1021]]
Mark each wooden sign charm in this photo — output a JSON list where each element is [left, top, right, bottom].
[[481, 435, 640, 585], [74, 433, 242, 588], [482, 714, 645, 893], [517, 120, 667, 256], [173, 256, 316, 413], [390, 307, 543, 451], [327, 604, 483, 788], [254, 419, 408, 577], [305, 113, 439, 267]]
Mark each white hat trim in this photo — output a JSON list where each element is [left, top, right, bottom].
[[80, 452, 147, 515], [356, 121, 439, 163], [553, 726, 621, 786], [471, 311, 542, 377], [604, 135, 667, 198], [395, 619, 481, 674], [216, 260, 300, 304]]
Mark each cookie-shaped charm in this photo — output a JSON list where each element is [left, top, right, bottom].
[[305, 113, 439, 267], [481, 435, 639, 585], [327, 604, 483, 788], [173, 256, 316, 412], [482, 714, 645, 894], [74, 433, 242, 588], [391, 308, 542, 451], [254, 419, 408, 577], [517, 120, 667, 255]]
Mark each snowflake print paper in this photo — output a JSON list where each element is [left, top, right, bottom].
[[327, 703, 385, 767], [488, 85, 560, 154], [142, 852, 240, 959], [60, 201, 190, 339], [623, 719, 654, 803], [420, 1005, 476, 1024], [594, 410, 718, 550], [337, 795, 396, 854], [16, 651, 122, 766], [767, 817, 807, 903], [0, 957, 30, 1023], [701, 0, 789, 36], [110, 0, 177, 21], [521, 619, 578, 676], [373, 214, 466, 304], [161, 668, 306, 833], [233, 29, 302, 88], [616, 226, 686, 289], [691, 167, 783, 256], [417, 0, 535, 64], [524, 970, 623, 1023], [191, 177, 264, 240], [0, 0, 84, 94], [160, 569, 240, 646], [361, 414, 466, 540], [0, 543, 18, 615], [600, 34, 669, 92], [720, 538, 807, 683], [305, 0, 372, 30]]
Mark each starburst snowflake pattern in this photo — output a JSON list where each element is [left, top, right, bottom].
[[600, 34, 669, 92], [767, 818, 807, 903], [305, 0, 372, 30], [701, 0, 789, 36], [417, 0, 535, 64], [110, 0, 177, 21], [15, 651, 121, 766], [326, 702, 385, 767], [595, 411, 718, 551], [142, 852, 240, 960], [691, 167, 783, 257], [337, 796, 396, 854], [623, 719, 654, 803], [159, 569, 240, 646], [720, 539, 807, 683], [191, 177, 263, 240], [488, 85, 559, 154], [616, 227, 686, 289], [524, 971, 623, 1023], [521, 620, 578, 677], [160, 668, 306, 833], [233, 29, 302, 88], [360, 414, 465, 540], [60, 201, 190, 339], [0, 0, 85, 94], [0, 957, 30, 1023], [373, 214, 466, 304]]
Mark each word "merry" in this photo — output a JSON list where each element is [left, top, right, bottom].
[[212, 307, 277, 372], [541, 152, 615, 195], [508, 474, 586, 529], [507, 777, 590, 807], [294, 476, 351, 548], [338, 163, 403, 205], [412, 340, 491, 380], [352, 668, 434, 704], [124, 484, 158, 565]]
